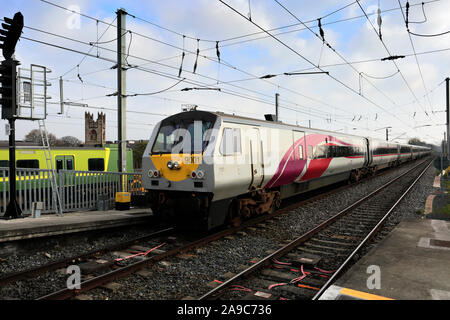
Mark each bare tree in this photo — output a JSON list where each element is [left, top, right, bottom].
[[24, 129, 57, 146], [58, 136, 82, 147]]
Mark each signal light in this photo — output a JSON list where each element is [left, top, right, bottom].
[[0, 12, 23, 60], [0, 59, 18, 119]]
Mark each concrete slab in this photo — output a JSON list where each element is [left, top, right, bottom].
[[433, 175, 441, 188], [331, 219, 450, 300], [0, 208, 153, 243]]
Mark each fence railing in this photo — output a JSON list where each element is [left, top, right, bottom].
[[0, 168, 145, 215]]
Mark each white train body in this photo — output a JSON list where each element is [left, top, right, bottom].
[[142, 110, 431, 229]]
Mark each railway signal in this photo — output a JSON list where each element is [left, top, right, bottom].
[[0, 59, 19, 119], [0, 12, 24, 60], [0, 12, 23, 219]]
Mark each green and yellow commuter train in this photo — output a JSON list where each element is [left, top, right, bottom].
[[0, 143, 137, 213], [0, 143, 133, 173]]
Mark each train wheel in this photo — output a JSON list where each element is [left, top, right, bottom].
[[226, 200, 241, 228], [269, 192, 281, 214]]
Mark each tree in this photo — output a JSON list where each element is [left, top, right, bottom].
[[408, 138, 426, 146], [131, 141, 148, 169], [24, 129, 57, 146], [58, 136, 82, 147]]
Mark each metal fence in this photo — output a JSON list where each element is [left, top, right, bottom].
[[0, 168, 145, 215]]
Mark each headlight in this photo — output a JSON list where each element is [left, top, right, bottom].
[[148, 170, 153, 177], [191, 170, 205, 179], [167, 161, 173, 169], [173, 161, 180, 169]]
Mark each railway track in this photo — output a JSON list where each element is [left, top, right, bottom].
[[0, 159, 425, 300], [0, 227, 174, 287], [199, 157, 433, 301]]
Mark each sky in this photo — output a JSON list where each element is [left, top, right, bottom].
[[2, 0, 450, 145]]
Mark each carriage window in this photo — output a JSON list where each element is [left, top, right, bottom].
[[0, 160, 8, 167], [66, 159, 74, 170], [313, 146, 327, 159], [56, 159, 63, 172], [88, 158, 105, 171], [17, 159, 39, 169], [220, 128, 241, 155], [298, 145, 304, 160]]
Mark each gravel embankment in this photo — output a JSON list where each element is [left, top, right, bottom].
[[0, 224, 161, 276], [362, 162, 438, 253]]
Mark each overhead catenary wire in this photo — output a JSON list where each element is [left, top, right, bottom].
[[396, 0, 437, 118], [35, 0, 442, 123], [355, 0, 435, 124], [23, 35, 358, 127], [34, 0, 442, 136], [404, 0, 450, 36], [271, 0, 407, 114], [18, 17, 446, 129], [139, 0, 441, 66], [19, 24, 362, 123], [264, 0, 418, 131]]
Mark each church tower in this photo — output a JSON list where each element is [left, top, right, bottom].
[[85, 112, 106, 145]]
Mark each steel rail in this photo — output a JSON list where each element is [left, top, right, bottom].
[[0, 227, 174, 286], [34, 158, 425, 300], [198, 157, 432, 300], [312, 158, 433, 299]]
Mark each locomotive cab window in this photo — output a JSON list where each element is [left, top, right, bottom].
[[16, 159, 39, 169], [220, 128, 241, 155], [88, 158, 105, 171], [152, 119, 215, 154]]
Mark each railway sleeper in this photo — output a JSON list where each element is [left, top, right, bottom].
[[269, 264, 331, 280], [340, 215, 382, 222], [252, 279, 314, 299], [303, 242, 352, 252], [310, 237, 356, 247], [326, 225, 371, 234], [295, 247, 348, 257], [260, 270, 325, 287], [325, 234, 361, 241]]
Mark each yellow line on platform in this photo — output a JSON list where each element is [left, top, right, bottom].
[[340, 288, 394, 300]]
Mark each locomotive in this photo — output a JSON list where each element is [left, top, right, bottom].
[[142, 110, 431, 230]]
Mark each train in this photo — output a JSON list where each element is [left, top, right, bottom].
[[142, 110, 431, 230], [0, 143, 134, 173]]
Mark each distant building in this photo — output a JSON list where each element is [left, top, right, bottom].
[[85, 112, 106, 146]]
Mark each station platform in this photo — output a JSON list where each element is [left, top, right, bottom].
[[0, 208, 153, 243], [320, 218, 450, 300]]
